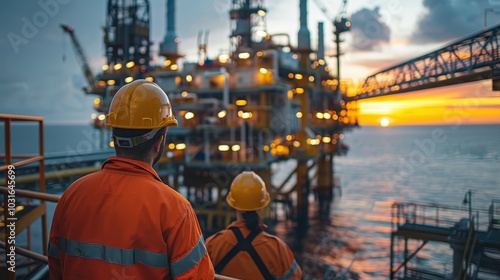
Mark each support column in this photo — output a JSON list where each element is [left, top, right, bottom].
[[317, 154, 333, 217]]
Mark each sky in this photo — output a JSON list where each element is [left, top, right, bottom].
[[1, 0, 500, 125]]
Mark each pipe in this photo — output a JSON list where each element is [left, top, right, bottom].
[[167, 0, 175, 32], [260, 49, 280, 78], [161, 0, 179, 54], [298, 0, 311, 50], [318, 22, 325, 60], [221, 67, 229, 108]]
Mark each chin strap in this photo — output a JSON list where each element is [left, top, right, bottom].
[[113, 128, 162, 148]]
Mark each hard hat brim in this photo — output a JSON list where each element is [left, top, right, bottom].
[[226, 192, 270, 211]]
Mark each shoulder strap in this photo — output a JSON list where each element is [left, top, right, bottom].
[[214, 227, 274, 280]]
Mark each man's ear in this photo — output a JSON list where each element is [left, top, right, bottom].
[[153, 134, 164, 151]]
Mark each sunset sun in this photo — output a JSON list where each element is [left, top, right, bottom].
[[380, 118, 390, 127]]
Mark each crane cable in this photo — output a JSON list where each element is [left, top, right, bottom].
[[62, 28, 66, 62]]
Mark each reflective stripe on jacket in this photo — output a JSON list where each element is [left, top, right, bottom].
[[48, 156, 214, 279], [206, 221, 301, 280]]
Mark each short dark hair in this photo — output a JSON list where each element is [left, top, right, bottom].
[[113, 127, 166, 160]]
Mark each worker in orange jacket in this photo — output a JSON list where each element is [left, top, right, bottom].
[[48, 80, 215, 279], [206, 171, 302, 280]]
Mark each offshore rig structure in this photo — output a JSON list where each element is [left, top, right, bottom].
[[60, 0, 356, 231], [1, 2, 356, 277]]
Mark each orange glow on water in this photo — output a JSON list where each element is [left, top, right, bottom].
[[357, 81, 500, 126]]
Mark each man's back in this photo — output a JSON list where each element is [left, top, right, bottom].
[[48, 157, 214, 279]]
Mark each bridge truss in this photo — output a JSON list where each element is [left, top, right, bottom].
[[355, 24, 500, 99]]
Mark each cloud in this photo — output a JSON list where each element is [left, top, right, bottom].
[[350, 7, 391, 51], [411, 0, 493, 44]]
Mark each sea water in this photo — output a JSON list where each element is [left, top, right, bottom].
[[1, 123, 499, 278]]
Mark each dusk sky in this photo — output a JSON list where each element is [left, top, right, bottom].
[[1, 0, 500, 125]]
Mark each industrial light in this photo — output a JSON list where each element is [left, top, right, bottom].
[[98, 114, 106, 121], [236, 100, 247, 106], [184, 112, 195, 120], [91, 113, 97, 119], [94, 98, 101, 105], [107, 80, 116, 85], [309, 76, 315, 82], [293, 141, 300, 148], [256, 30, 268, 38], [322, 137, 331, 143], [296, 112, 303, 118], [257, 9, 266, 16], [231, 145, 241, 152], [186, 75, 193, 82], [145, 77, 154, 82], [286, 135, 293, 141], [324, 112, 331, 119], [318, 59, 325, 65], [240, 112, 252, 119], [170, 64, 178, 71], [263, 145, 270, 152], [168, 143, 175, 149], [164, 60, 172, 67], [295, 88, 304, 94], [256, 51, 263, 57], [114, 63, 122, 70], [238, 52, 251, 59], [218, 110, 227, 118], [295, 74, 303, 80], [181, 91, 188, 97], [218, 145, 230, 152], [292, 54, 298, 59], [109, 141, 115, 148], [126, 61, 135, 68], [176, 143, 186, 150], [98, 80, 106, 87], [125, 77, 133, 83], [316, 112, 324, 119], [288, 73, 294, 79], [259, 68, 268, 74], [102, 65, 109, 71], [307, 138, 320, 146], [218, 54, 230, 63]]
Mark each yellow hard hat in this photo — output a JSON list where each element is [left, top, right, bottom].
[[226, 171, 270, 211], [106, 80, 178, 129]]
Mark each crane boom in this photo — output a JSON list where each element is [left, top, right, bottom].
[[312, 0, 331, 21], [60, 24, 97, 92]]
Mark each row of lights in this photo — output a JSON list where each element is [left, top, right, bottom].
[[287, 73, 315, 82], [218, 144, 241, 152], [91, 113, 106, 121], [99, 76, 154, 87], [102, 61, 136, 71], [163, 60, 179, 71]]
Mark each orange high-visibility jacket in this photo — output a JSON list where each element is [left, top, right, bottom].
[[48, 157, 215, 279], [206, 221, 301, 280]]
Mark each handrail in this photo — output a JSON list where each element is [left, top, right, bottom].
[[0, 240, 48, 263], [391, 201, 491, 232], [0, 186, 61, 202]]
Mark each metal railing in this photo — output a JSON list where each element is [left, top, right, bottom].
[[391, 201, 491, 232], [1, 114, 47, 280]]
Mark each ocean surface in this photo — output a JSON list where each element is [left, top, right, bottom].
[[1, 123, 499, 279], [274, 124, 500, 279]]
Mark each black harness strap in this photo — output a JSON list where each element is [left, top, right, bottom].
[[214, 227, 274, 280]]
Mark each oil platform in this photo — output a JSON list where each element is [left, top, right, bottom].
[[1, 0, 355, 278], [59, 0, 355, 231]]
